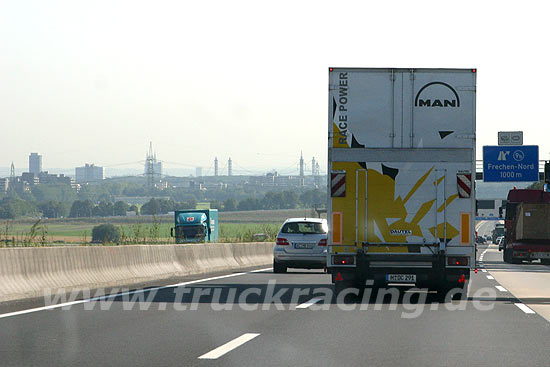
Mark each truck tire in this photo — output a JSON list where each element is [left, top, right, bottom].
[[333, 280, 352, 295], [503, 249, 512, 263], [273, 260, 287, 273], [452, 284, 468, 301], [436, 286, 451, 302], [333, 281, 358, 302], [437, 284, 466, 302]]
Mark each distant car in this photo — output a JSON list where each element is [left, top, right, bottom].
[[273, 218, 328, 273], [476, 236, 486, 244]]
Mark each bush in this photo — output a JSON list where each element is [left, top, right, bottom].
[[91, 224, 120, 243]]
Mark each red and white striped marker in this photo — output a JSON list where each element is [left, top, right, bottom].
[[331, 172, 346, 197], [457, 173, 472, 198]]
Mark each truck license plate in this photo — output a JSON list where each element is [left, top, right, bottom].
[[386, 274, 416, 282], [295, 243, 314, 249]]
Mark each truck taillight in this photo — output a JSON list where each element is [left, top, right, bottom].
[[276, 237, 289, 246], [447, 257, 468, 266], [333, 255, 355, 265], [318, 239, 327, 246]]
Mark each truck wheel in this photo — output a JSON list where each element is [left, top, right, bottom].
[[437, 284, 466, 302], [333, 280, 352, 295], [451, 284, 468, 300], [273, 260, 287, 274], [503, 249, 512, 263], [436, 286, 451, 302], [333, 281, 357, 302]]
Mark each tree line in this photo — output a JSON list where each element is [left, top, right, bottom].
[[0, 188, 326, 219]]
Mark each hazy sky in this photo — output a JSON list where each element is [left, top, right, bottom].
[[1, 0, 549, 176]]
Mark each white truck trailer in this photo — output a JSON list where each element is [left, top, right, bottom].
[[328, 68, 476, 297]]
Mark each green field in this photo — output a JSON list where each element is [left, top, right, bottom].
[[0, 209, 321, 246]]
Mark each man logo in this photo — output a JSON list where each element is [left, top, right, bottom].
[[414, 81, 460, 108]]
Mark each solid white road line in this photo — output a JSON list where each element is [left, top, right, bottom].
[[0, 267, 273, 319], [198, 333, 260, 359], [495, 286, 507, 292], [515, 303, 536, 314], [296, 297, 322, 309], [487, 275, 495, 280]]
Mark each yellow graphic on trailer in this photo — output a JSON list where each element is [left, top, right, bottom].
[[331, 123, 460, 253]]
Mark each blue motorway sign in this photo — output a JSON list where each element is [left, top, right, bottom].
[[483, 145, 539, 182]]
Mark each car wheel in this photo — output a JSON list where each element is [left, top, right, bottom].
[[273, 260, 287, 273]]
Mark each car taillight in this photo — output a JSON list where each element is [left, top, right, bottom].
[[276, 237, 289, 246], [447, 257, 468, 266], [318, 239, 327, 246], [333, 255, 355, 265]]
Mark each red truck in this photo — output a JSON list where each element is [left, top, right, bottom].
[[503, 189, 550, 264]]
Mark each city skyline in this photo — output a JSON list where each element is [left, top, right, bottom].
[[0, 149, 325, 179]]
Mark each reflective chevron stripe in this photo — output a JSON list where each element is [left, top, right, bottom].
[[457, 173, 472, 198], [331, 172, 346, 197]]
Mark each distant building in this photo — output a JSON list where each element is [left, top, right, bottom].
[[38, 171, 73, 186], [249, 172, 276, 186], [21, 172, 39, 186], [300, 152, 304, 177], [196, 167, 203, 177], [12, 177, 32, 192], [228, 158, 232, 176], [29, 153, 42, 175], [0, 178, 8, 193], [155, 181, 169, 190], [114, 196, 171, 206], [274, 174, 302, 187], [75, 164, 105, 183]]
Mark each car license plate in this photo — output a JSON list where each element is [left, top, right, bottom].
[[295, 243, 314, 249], [386, 274, 416, 282]]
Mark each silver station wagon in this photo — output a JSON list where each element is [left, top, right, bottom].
[[273, 218, 328, 273]]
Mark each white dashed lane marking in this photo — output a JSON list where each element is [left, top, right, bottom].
[[515, 303, 536, 314], [296, 297, 323, 309], [198, 333, 260, 359]]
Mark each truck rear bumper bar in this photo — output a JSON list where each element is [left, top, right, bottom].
[[369, 261, 433, 268]]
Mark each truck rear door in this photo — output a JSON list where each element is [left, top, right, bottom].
[[329, 68, 476, 260]]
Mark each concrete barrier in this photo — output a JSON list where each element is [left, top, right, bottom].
[[0, 243, 274, 303]]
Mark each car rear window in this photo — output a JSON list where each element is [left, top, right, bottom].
[[281, 222, 327, 234]]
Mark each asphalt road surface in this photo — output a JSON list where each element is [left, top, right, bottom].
[[1, 225, 549, 366]]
